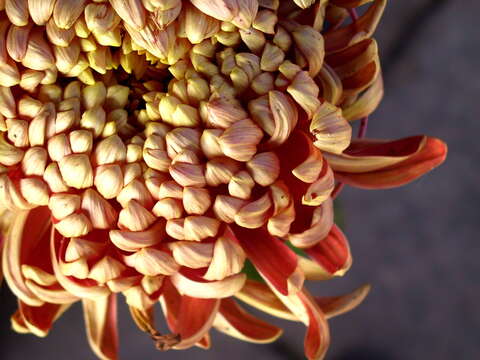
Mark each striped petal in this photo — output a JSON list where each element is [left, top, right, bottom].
[[235, 279, 296, 321], [25, 280, 78, 304], [50, 227, 110, 299], [83, 294, 119, 360], [267, 285, 330, 360], [324, 0, 386, 53], [325, 38, 380, 98], [2, 207, 51, 306], [109, 220, 166, 252], [170, 270, 246, 299], [327, 136, 448, 189], [342, 74, 384, 122], [214, 298, 283, 343]]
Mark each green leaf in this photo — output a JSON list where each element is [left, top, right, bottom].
[[242, 259, 264, 282]]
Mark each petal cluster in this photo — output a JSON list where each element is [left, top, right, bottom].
[[0, 1, 446, 360]]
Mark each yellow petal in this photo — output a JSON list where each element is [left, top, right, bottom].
[[171, 272, 246, 299], [310, 101, 352, 154], [204, 230, 246, 280]]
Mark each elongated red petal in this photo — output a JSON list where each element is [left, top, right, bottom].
[[17, 300, 70, 337], [83, 294, 119, 360], [306, 224, 352, 275], [331, 136, 447, 189], [232, 225, 303, 295], [214, 298, 283, 343]]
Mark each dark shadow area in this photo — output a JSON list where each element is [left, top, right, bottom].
[[382, 0, 450, 77], [333, 345, 395, 360]]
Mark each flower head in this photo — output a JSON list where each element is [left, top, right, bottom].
[[0, 1, 446, 359]]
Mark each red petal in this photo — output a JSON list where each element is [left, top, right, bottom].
[[216, 298, 283, 343], [160, 279, 181, 331], [83, 294, 119, 360], [232, 225, 301, 295], [3, 207, 51, 306], [304, 298, 327, 360], [324, 0, 386, 53], [18, 300, 69, 337], [306, 224, 352, 275], [174, 296, 219, 349], [266, 285, 330, 360], [334, 136, 447, 189], [161, 279, 219, 350]]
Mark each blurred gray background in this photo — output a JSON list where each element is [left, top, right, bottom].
[[1, 0, 479, 359]]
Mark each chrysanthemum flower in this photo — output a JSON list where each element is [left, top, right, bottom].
[[0, 1, 447, 359]]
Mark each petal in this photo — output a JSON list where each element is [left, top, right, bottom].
[[51, 227, 110, 299], [108, 0, 146, 30], [170, 270, 246, 299], [2, 207, 51, 306], [298, 257, 334, 281], [324, 0, 386, 53], [173, 296, 219, 350], [325, 38, 380, 98], [292, 25, 325, 78], [264, 90, 298, 148], [204, 228, 246, 281], [232, 225, 304, 296], [328, 136, 448, 189], [342, 74, 384, 122], [53, 0, 87, 29], [306, 224, 352, 276], [288, 198, 334, 249], [317, 64, 343, 106], [25, 280, 79, 304], [190, 0, 237, 22], [325, 136, 427, 173], [316, 284, 371, 319], [310, 100, 352, 154], [214, 298, 283, 343], [160, 279, 220, 350], [11, 309, 29, 334], [83, 294, 119, 360], [17, 301, 70, 337], [109, 220, 166, 252], [235, 279, 296, 321], [267, 285, 330, 360]]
